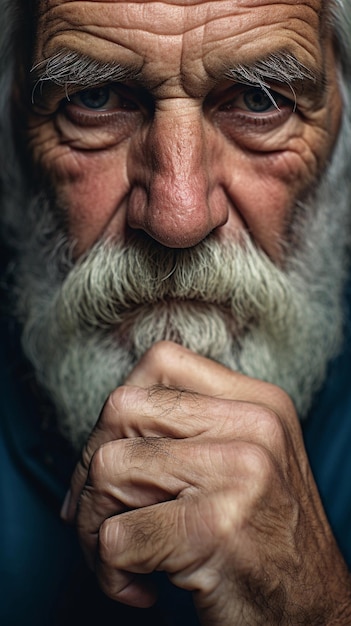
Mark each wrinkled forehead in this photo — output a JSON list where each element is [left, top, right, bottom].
[[32, 0, 327, 90]]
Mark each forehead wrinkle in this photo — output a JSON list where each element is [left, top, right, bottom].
[[39, 1, 212, 39], [39, 0, 320, 55], [34, 0, 327, 98]]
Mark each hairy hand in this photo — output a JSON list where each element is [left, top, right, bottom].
[[63, 341, 351, 625]]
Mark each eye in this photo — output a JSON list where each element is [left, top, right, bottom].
[[68, 85, 139, 112], [75, 87, 112, 110], [243, 88, 275, 113], [57, 82, 147, 145], [219, 86, 292, 115], [213, 84, 296, 151]]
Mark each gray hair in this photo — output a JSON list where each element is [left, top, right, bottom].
[[329, 0, 351, 80], [0, 0, 30, 248]]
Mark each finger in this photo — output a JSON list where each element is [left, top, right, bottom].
[[95, 567, 158, 608], [95, 499, 201, 606], [64, 378, 299, 525], [76, 436, 188, 566], [125, 341, 291, 412], [64, 383, 289, 523], [124, 342, 299, 441], [94, 490, 246, 607], [125, 341, 251, 395], [76, 435, 273, 569]]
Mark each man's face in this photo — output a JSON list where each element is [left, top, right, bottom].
[[12, 0, 351, 448], [28, 0, 341, 259]]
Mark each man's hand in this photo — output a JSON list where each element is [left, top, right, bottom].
[[62, 341, 351, 625]]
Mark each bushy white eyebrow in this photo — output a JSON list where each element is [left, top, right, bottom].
[[224, 52, 320, 111], [31, 50, 140, 101], [31, 48, 320, 110]]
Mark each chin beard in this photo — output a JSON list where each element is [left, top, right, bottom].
[[7, 107, 351, 451]]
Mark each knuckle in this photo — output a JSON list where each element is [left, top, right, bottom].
[[271, 384, 296, 411], [88, 442, 117, 488], [102, 385, 143, 434], [250, 405, 286, 450], [103, 386, 130, 425], [98, 517, 116, 567], [105, 385, 148, 432], [239, 442, 276, 488], [142, 340, 175, 367], [138, 340, 186, 384]]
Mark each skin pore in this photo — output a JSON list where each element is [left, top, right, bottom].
[[26, 0, 341, 261]]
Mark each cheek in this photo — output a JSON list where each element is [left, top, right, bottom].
[[215, 81, 343, 261], [26, 115, 133, 254], [224, 83, 342, 260], [32, 138, 131, 253], [58, 151, 131, 253], [217, 145, 316, 260]]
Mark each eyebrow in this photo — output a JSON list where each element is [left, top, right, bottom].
[[31, 49, 140, 99], [31, 48, 323, 105], [224, 51, 324, 103]]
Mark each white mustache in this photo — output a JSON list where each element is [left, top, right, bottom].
[[53, 233, 295, 334]]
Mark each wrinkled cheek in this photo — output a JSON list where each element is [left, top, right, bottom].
[[24, 116, 131, 253], [46, 149, 131, 254], [224, 151, 314, 262]]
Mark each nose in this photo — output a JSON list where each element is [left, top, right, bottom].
[[127, 105, 229, 247]]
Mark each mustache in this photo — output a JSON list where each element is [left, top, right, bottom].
[[51, 233, 297, 335]]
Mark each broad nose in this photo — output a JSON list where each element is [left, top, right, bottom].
[[127, 106, 229, 247]]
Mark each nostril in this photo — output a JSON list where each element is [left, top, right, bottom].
[[126, 186, 148, 230]]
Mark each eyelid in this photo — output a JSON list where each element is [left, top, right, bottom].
[[32, 80, 138, 113], [218, 85, 294, 112], [68, 83, 126, 102], [68, 85, 121, 111], [66, 82, 154, 116], [205, 83, 284, 116]]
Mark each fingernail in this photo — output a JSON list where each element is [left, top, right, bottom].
[[60, 489, 72, 521]]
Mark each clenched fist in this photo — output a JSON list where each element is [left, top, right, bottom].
[[62, 342, 351, 625]]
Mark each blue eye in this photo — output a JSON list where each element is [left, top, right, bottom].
[[243, 88, 273, 113], [218, 86, 291, 116], [77, 87, 111, 109]]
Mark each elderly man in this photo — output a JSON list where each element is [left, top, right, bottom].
[[1, 0, 351, 624]]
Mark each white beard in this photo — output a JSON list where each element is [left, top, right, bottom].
[[10, 106, 351, 451]]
